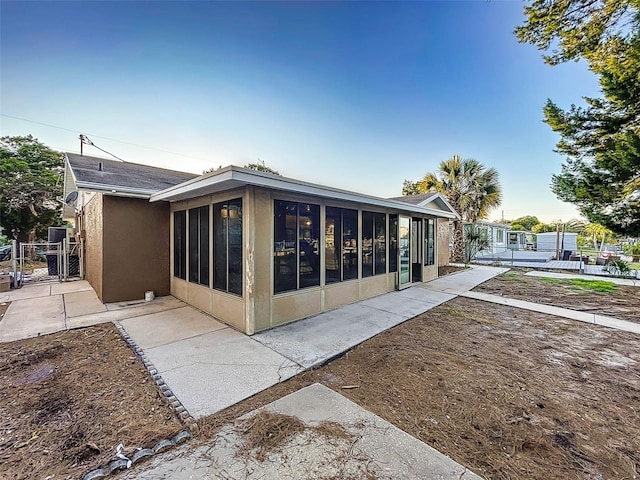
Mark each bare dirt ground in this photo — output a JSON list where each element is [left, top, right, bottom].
[[475, 269, 640, 323], [0, 323, 184, 480], [197, 297, 640, 480], [2, 279, 639, 480], [439, 265, 468, 276]]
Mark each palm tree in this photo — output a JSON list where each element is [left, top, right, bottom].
[[420, 155, 502, 262], [582, 223, 614, 252]]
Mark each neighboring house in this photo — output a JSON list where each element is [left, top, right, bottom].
[[464, 221, 510, 256], [64, 156, 459, 334], [388, 192, 460, 267], [62, 153, 197, 303]]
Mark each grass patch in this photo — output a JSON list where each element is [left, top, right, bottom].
[[569, 279, 617, 293], [540, 277, 563, 284], [539, 276, 617, 293]]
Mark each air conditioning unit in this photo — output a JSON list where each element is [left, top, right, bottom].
[[48, 227, 76, 245]]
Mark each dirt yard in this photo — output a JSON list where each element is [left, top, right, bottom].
[[197, 297, 640, 480], [475, 269, 640, 322], [0, 324, 184, 480]]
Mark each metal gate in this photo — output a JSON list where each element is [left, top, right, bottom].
[[16, 239, 84, 285]]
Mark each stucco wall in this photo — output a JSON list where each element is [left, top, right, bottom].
[[101, 196, 170, 303], [83, 193, 104, 300], [437, 218, 450, 267]]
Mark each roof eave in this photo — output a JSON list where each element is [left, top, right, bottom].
[[151, 167, 458, 218], [75, 181, 155, 199]]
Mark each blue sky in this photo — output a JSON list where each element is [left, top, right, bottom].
[[1, 1, 600, 223]]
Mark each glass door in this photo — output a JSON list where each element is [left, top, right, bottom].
[[399, 216, 411, 288]]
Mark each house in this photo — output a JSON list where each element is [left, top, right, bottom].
[[387, 192, 459, 266], [464, 221, 510, 256], [62, 153, 198, 302], [64, 155, 459, 335]]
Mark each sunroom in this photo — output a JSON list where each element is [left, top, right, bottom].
[[151, 166, 458, 335]]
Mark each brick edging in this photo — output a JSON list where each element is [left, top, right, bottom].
[[79, 321, 198, 480]]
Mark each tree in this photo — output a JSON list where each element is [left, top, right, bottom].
[[401, 179, 422, 196], [516, 1, 640, 236], [0, 135, 64, 242], [409, 154, 502, 262], [582, 222, 615, 252], [532, 222, 556, 233], [507, 215, 540, 231]]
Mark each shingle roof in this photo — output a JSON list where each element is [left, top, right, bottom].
[[387, 192, 438, 205], [66, 153, 198, 196]]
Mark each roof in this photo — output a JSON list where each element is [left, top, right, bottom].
[[65, 152, 198, 198], [388, 192, 459, 219], [151, 166, 459, 219], [464, 220, 511, 229], [388, 192, 437, 205]]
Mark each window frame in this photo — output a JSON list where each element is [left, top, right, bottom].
[[173, 210, 187, 280], [188, 205, 210, 287], [213, 198, 243, 296]]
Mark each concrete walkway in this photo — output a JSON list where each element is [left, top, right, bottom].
[[0, 280, 106, 342], [120, 384, 482, 480], [525, 270, 639, 286], [461, 290, 640, 334]]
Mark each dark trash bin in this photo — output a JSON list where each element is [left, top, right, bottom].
[[46, 253, 59, 275], [562, 250, 572, 260]]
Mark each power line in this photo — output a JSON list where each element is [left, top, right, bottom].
[[0, 113, 212, 163], [80, 134, 124, 162]]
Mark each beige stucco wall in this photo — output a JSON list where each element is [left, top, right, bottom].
[[101, 196, 171, 303], [83, 193, 104, 300], [169, 186, 445, 334], [437, 218, 450, 267]]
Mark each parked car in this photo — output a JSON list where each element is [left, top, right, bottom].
[[0, 245, 11, 261]]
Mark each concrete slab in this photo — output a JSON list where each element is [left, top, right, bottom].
[[144, 328, 302, 417], [254, 302, 407, 369], [122, 383, 482, 480], [0, 295, 65, 342], [461, 290, 640, 334], [362, 287, 455, 316], [50, 280, 93, 295], [63, 290, 107, 318], [423, 265, 508, 294], [119, 306, 227, 349], [68, 297, 187, 329], [0, 284, 51, 303]]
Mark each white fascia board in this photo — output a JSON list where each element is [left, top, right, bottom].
[[75, 181, 154, 199], [415, 192, 460, 220], [150, 166, 458, 218]]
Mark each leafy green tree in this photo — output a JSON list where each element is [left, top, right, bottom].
[[508, 215, 540, 231], [582, 222, 615, 252], [0, 135, 64, 242], [516, 1, 640, 236], [532, 223, 556, 233], [401, 179, 422, 196], [411, 154, 502, 262]]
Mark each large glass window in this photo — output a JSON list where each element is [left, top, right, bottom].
[[362, 211, 386, 277], [213, 198, 243, 296], [325, 207, 341, 284], [426, 218, 435, 266], [274, 200, 320, 293], [188, 205, 209, 286], [342, 209, 358, 280], [389, 214, 398, 273], [173, 210, 187, 280], [496, 228, 504, 243], [325, 207, 359, 283]]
